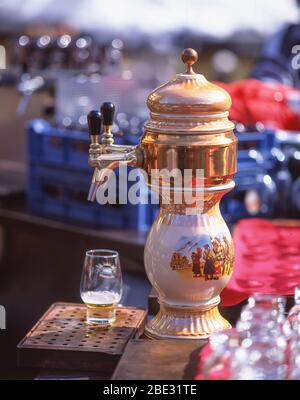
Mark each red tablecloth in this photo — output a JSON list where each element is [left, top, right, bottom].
[[217, 79, 300, 130], [220, 219, 300, 306]]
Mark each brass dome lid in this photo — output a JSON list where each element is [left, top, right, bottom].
[[145, 48, 234, 133]]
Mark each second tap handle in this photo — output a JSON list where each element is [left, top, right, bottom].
[[101, 102, 115, 145], [101, 102, 115, 127]]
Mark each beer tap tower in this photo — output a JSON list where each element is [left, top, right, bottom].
[[87, 49, 237, 339]]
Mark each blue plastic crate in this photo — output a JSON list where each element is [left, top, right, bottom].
[[28, 164, 68, 220], [221, 183, 261, 223], [28, 120, 90, 170], [28, 119, 131, 171], [236, 131, 265, 150], [28, 120, 64, 164], [89, 166, 155, 230], [65, 170, 130, 229], [219, 130, 277, 223], [27, 163, 156, 230]]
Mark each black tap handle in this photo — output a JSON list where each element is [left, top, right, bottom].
[[87, 110, 102, 136], [101, 102, 115, 126]]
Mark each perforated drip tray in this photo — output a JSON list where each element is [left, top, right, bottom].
[[17, 302, 147, 373]]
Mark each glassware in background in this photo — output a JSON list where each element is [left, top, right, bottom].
[[202, 330, 240, 380], [247, 293, 286, 315], [288, 316, 300, 380], [232, 294, 288, 380], [288, 285, 300, 330], [80, 249, 122, 325], [236, 293, 287, 336], [201, 293, 300, 380], [287, 285, 300, 380]]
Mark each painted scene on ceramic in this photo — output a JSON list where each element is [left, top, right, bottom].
[[170, 233, 233, 280]]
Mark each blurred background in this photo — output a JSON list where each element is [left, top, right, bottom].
[[1, 0, 300, 378]]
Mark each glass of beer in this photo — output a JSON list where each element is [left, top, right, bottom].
[[80, 249, 122, 325]]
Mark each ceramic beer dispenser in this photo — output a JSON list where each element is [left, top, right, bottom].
[[86, 49, 237, 339]]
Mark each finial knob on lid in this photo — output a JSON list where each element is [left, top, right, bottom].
[[181, 48, 198, 74]]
